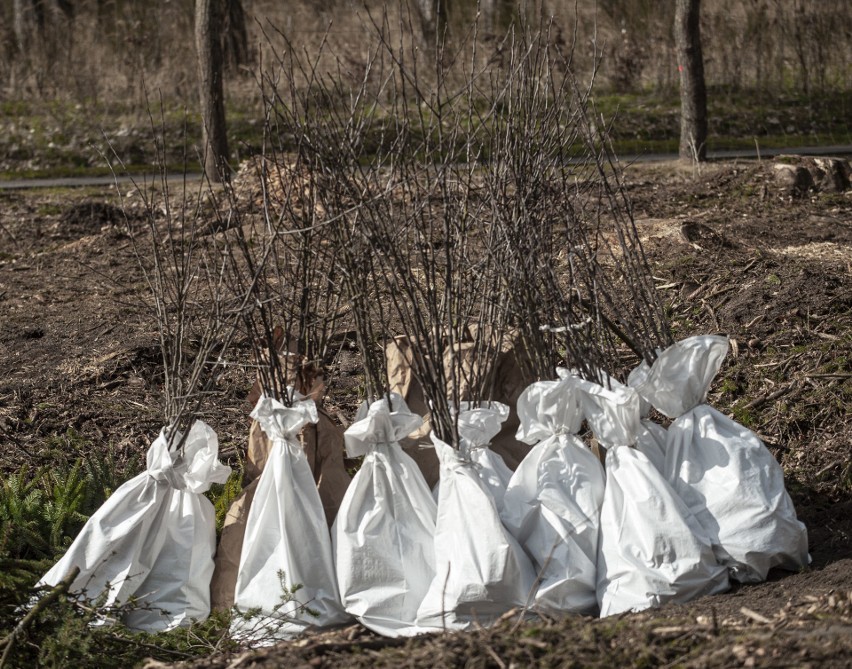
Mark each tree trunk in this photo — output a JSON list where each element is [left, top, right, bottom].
[[481, 0, 497, 33], [13, 0, 29, 52], [195, 0, 229, 182], [13, 0, 74, 59], [223, 0, 249, 72], [12, 0, 39, 52], [675, 0, 707, 161], [481, 0, 514, 35], [412, 0, 448, 46]]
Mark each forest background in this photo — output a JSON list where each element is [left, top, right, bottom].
[[2, 2, 852, 668], [1, 0, 851, 178]]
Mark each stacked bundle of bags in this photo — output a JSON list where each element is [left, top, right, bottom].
[[38, 335, 809, 635]]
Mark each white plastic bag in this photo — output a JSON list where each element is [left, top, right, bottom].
[[432, 402, 514, 512], [596, 444, 730, 616], [667, 406, 810, 582], [333, 393, 437, 637], [635, 415, 668, 474], [632, 335, 809, 582], [581, 368, 668, 474], [416, 404, 536, 629], [627, 335, 729, 420], [232, 393, 348, 641], [38, 420, 230, 631], [501, 376, 605, 615], [573, 377, 730, 617]]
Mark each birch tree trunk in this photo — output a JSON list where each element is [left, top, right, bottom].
[[675, 0, 707, 162], [412, 0, 448, 46], [195, 0, 229, 182], [13, 0, 31, 52]]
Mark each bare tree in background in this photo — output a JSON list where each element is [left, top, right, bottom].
[[222, 0, 249, 72], [412, 0, 449, 45], [13, 0, 73, 53], [12, 0, 35, 51], [196, 0, 230, 182], [675, 0, 707, 161]]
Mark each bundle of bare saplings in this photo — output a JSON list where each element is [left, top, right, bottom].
[[34, 19, 808, 642]]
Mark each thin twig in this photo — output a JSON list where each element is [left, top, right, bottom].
[[0, 566, 80, 667]]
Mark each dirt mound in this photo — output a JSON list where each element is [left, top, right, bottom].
[[57, 201, 125, 238], [627, 160, 852, 252], [161, 560, 852, 669]]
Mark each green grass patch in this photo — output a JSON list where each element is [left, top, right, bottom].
[[1, 87, 849, 179], [731, 402, 757, 429], [0, 163, 205, 182]]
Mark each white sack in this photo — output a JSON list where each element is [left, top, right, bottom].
[[432, 402, 514, 512], [232, 393, 348, 641], [597, 444, 730, 616], [573, 377, 729, 617], [631, 336, 810, 582], [667, 406, 809, 582], [502, 377, 605, 615], [417, 406, 536, 629], [38, 421, 230, 631], [627, 335, 728, 419], [333, 393, 437, 637]]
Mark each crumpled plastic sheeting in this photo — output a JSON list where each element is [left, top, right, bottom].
[[502, 377, 605, 615], [37, 421, 231, 632], [588, 369, 668, 474], [570, 373, 643, 448], [333, 393, 438, 637], [417, 411, 536, 629], [232, 393, 349, 642], [639, 336, 809, 582], [575, 378, 730, 617], [635, 418, 668, 474]]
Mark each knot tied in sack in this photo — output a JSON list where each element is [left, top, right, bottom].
[[571, 374, 642, 449], [147, 420, 231, 493], [250, 391, 319, 451], [628, 335, 729, 418], [457, 402, 510, 455], [429, 433, 472, 471], [344, 393, 423, 458], [516, 374, 584, 444]]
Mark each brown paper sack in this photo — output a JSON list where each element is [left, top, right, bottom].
[[209, 478, 258, 611], [386, 331, 535, 489]]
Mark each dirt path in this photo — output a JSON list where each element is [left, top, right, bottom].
[[2, 145, 850, 190], [0, 172, 204, 190]]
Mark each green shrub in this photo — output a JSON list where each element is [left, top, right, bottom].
[[0, 449, 246, 668]]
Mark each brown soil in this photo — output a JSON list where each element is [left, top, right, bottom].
[[1, 158, 851, 668]]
